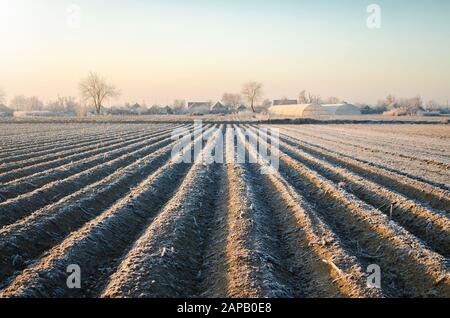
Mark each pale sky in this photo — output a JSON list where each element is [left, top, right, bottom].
[[0, 0, 449, 105]]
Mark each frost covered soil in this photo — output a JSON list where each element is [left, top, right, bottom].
[[0, 123, 448, 298]]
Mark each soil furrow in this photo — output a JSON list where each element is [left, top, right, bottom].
[[0, 122, 447, 299], [0, 125, 107, 153], [246, 125, 449, 297], [201, 126, 293, 297], [0, 129, 101, 154], [250, 126, 450, 256], [0, 124, 181, 160], [274, 150, 450, 297], [0, 125, 185, 200], [291, 126, 450, 165], [0, 126, 148, 165], [100, 127, 223, 298], [0, 128, 191, 228], [0, 127, 212, 286], [271, 127, 450, 212], [0, 125, 179, 180], [300, 125, 449, 156], [241, 126, 384, 298], [273, 125, 450, 189], [0, 126, 219, 297]]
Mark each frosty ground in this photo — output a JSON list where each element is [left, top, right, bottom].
[[0, 121, 448, 298]]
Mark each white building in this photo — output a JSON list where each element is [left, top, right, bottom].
[[269, 103, 329, 118], [321, 103, 362, 116]]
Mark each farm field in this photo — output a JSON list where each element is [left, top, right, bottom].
[[0, 122, 449, 298], [0, 114, 449, 124]]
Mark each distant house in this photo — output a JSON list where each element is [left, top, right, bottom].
[[321, 103, 362, 116], [272, 99, 298, 106], [171, 105, 187, 115], [140, 105, 173, 115], [211, 102, 230, 114], [109, 107, 133, 116], [142, 105, 165, 115], [237, 105, 248, 113], [187, 102, 211, 115], [162, 106, 174, 115], [130, 103, 144, 115], [0, 104, 14, 117]]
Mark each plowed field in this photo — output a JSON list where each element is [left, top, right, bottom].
[[0, 123, 448, 298]]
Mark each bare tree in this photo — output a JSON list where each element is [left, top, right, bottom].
[[261, 99, 272, 110], [386, 94, 396, 105], [173, 99, 186, 108], [9, 95, 26, 110], [324, 96, 340, 104], [394, 96, 423, 115], [377, 94, 398, 109], [221, 93, 241, 111], [9, 95, 44, 111], [298, 90, 322, 104], [406, 96, 423, 115], [46, 96, 79, 113], [241, 82, 263, 113], [0, 88, 6, 105], [298, 90, 308, 103], [76, 103, 88, 117], [172, 99, 186, 114], [79, 72, 119, 115], [426, 100, 440, 111], [308, 93, 322, 104]]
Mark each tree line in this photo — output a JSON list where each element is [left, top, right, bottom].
[[1, 73, 448, 116]]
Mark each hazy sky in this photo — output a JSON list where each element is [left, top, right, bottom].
[[0, 0, 449, 105]]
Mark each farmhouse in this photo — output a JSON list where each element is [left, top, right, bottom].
[[162, 106, 174, 115], [269, 103, 329, 118], [129, 103, 144, 115], [237, 105, 249, 113], [272, 99, 298, 106], [187, 102, 211, 115], [141, 105, 173, 115], [211, 101, 230, 114], [322, 103, 362, 116]]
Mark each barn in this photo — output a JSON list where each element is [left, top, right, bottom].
[[322, 103, 361, 116], [269, 103, 329, 118]]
